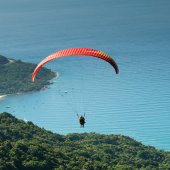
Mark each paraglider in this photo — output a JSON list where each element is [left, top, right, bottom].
[[32, 47, 119, 82], [77, 114, 86, 128], [32, 47, 119, 127]]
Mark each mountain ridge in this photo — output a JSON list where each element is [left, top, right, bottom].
[[1, 112, 170, 170]]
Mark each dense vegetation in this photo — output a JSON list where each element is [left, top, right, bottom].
[[0, 55, 9, 65], [0, 55, 56, 95], [1, 113, 170, 170]]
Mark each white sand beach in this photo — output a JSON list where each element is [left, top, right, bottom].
[[0, 95, 7, 99]]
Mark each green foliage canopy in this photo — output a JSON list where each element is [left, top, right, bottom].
[[1, 112, 170, 170], [0, 55, 56, 95]]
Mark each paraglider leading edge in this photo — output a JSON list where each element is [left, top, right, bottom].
[[32, 47, 119, 82]]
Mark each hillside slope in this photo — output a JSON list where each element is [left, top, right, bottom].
[[0, 55, 56, 95], [0, 112, 170, 170]]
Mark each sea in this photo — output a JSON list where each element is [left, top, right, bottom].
[[0, 0, 170, 151]]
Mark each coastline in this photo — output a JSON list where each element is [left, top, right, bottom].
[[54, 72, 59, 79], [0, 72, 60, 100], [0, 95, 7, 99]]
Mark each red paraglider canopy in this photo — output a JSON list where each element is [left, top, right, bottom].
[[32, 47, 119, 82]]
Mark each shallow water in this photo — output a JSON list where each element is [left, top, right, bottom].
[[0, 0, 170, 150]]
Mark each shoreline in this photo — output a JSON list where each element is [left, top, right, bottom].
[[0, 72, 60, 100], [54, 72, 59, 79], [0, 95, 7, 99]]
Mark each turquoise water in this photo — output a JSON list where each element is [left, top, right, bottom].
[[0, 0, 170, 150]]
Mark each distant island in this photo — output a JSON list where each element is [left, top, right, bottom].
[[0, 112, 170, 170], [0, 54, 56, 96]]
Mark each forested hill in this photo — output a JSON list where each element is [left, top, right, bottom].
[[1, 113, 170, 170], [0, 55, 56, 95]]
